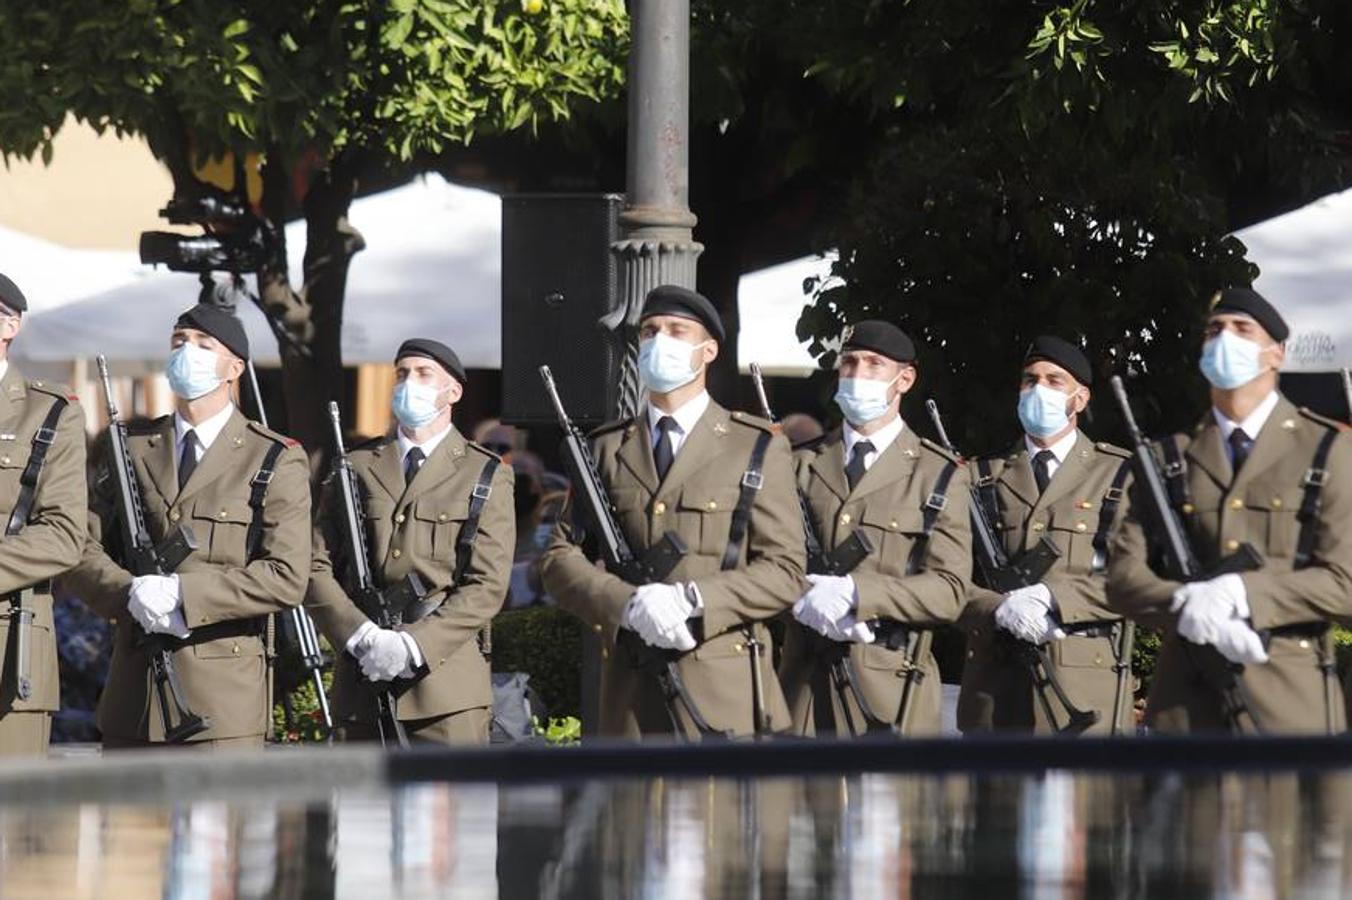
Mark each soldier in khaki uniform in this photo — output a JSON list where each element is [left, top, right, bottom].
[[0, 274, 87, 755], [307, 339, 514, 745], [957, 337, 1135, 735], [540, 285, 805, 739], [66, 304, 311, 748], [777, 320, 971, 736], [1109, 288, 1352, 734]]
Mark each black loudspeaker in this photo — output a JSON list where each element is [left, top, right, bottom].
[[500, 193, 625, 426]]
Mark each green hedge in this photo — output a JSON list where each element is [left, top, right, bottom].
[[491, 606, 584, 721]]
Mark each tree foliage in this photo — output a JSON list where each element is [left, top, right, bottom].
[[0, 0, 627, 449], [784, 0, 1351, 449]]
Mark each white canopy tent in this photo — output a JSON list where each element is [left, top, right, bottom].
[[1235, 186, 1352, 372], [12, 174, 502, 369]]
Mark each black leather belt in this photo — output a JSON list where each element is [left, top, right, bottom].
[[161, 616, 266, 650]]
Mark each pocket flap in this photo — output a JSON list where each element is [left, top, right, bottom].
[[1243, 484, 1300, 513], [676, 488, 742, 514], [191, 499, 251, 525], [412, 500, 470, 523], [860, 506, 923, 533]]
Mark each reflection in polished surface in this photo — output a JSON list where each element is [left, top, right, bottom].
[[0, 772, 1348, 898]]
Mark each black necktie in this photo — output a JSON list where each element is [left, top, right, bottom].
[[405, 446, 426, 485], [845, 440, 875, 491], [1033, 449, 1055, 494], [653, 416, 678, 480], [1229, 428, 1253, 474], [177, 430, 197, 491]]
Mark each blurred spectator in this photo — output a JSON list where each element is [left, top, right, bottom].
[[781, 412, 824, 446]]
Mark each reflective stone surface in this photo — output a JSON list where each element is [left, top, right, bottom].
[[1, 771, 1348, 898]]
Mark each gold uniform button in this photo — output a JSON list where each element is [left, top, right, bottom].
[[733, 643, 744, 653], [1225, 539, 1239, 551], [889, 520, 898, 529], [593, 623, 602, 633], [840, 513, 852, 525], [1031, 522, 1045, 532], [1271, 498, 1283, 509], [169, 510, 181, 522], [218, 510, 229, 519], [654, 501, 667, 516], [1182, 502, 1195, 514], [231, 644, 240, 655], [1075, 522, 1087, 533], [1298, 639, 1310, 649], [0, 456, 8, 465], [600, 649, 609, 660], [395, 513, 406, 524], [706, 500, 718, 511], [1230, 498, 1244, 510], [437, 513, 448, 522], [391, 548, 402, 559]]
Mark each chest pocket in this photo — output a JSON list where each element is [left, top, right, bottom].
[[1045, 508, 1095, 572], [675, 486, 742, 557], [190, 498, 253, 565], [410, 500, 469, 561], [858, 505, 923, 575], [1240, 484, 1302, 559], [0, 444, 29, 472]]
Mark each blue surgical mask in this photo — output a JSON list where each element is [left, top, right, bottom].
[[1200, 330, 1270, 390], [392, 380, 446, 429], [834, 375, 898, 426], [165, 343, 224, 400], [1017, 383, 1075, 439], [638, 332, 708, 394]]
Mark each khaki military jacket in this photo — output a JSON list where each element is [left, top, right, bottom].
[[776, 426, 972, 736], [539, 399, 806, 739], [956, 431, 1134, 735], [306, 426, 514, 724], [0, 366, 87, 713], [1108, 394, 1352, 734], [65, 407, 311, 741]]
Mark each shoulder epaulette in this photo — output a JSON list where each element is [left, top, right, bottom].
[[465, 439, 502, 461], [26, 379, 74, 401], [728, 410, 776, 432], [919, 436, 960, 463], [1297, 407, 1346, 432], [1092, 440, 1132, 459], [349, 433, 386, 452], [127, 415, 172, 436], [587, 418, 633, 439], [245, 418, 302, 449]]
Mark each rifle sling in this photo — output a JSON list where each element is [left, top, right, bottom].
[[721, 431, 772, 570], [5, 396, 68, 538]]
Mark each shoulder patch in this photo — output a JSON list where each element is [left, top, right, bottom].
[[1092, 440, 1132, 459], [919, 436, 960, 463], [1297, 406, 1346, 432], [728, 410, 776, 433], [587, 418, 633, 439]]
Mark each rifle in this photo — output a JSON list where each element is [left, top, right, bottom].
[[926, 399, 1100, 736], [1109, 376, 1264, 733], [749, 363, 906, 735], [95, 356, 209, 743], [242, 361, 333, 738], [326, 401, 430, 749], [539, 365, 729, 740]]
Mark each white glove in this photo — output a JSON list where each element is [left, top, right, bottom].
[[1211, 619, 1270, 665], [835, 615, 876, 644], [1172, 573, 1249, 646], [127, 574, 190, 639], [624, 583, 696, 651], [792, 574, 858, 640], [346, 621, 379, 658], [994, 583, 1064, 644], [359, 628, 421, 681]]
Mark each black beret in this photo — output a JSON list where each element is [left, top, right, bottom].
[[175, 304, 249, 360], [1210, 287, 1289, 342], [396, 338, 466, 385], [1024, 335, 1092, 386], [640, 285, 725, 343], [0, 272, 27, 314], [840, 320, 916, 363]]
